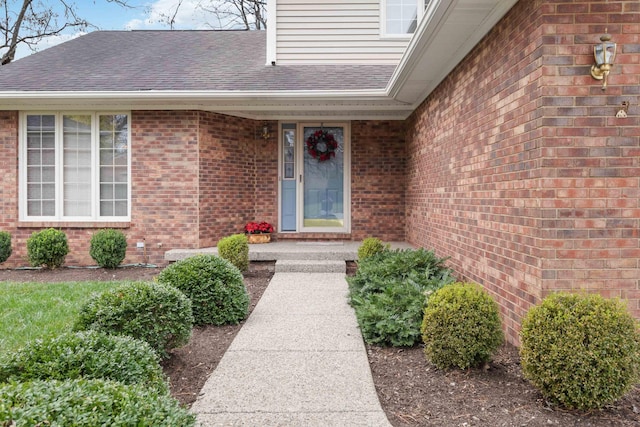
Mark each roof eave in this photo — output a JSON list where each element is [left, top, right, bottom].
[[387, 0, 519, 109], [0, 89, 414, 120]]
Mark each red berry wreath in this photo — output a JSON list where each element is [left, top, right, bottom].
[[306, 130, 338, 162]]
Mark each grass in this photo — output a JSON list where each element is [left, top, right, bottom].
[[0, 281, 121, 353]]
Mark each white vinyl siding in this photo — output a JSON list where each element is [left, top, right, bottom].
[[274, 0, 411, 64]]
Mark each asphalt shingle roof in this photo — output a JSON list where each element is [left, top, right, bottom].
[[0, 31, 395, 92]]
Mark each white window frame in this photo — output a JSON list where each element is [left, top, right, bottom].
[[381, 0, 426, 38], [19, 111, 132, 222]]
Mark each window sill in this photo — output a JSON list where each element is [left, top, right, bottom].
[[18, 221, 131, 229]]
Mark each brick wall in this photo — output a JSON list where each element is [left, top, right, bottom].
[[351, 120, 406, 241], [128, 111, 201, 265], [198, 113, 278, 247], [406, 0, 639, 344], [0, 112, 19, 261], [537, 0, 640, 311]]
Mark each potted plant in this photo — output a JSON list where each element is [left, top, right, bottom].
[[244, 221, 274, 244]]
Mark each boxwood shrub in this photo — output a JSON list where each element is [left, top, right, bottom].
[[520, 292, 640, 410], [217, 233, 249, 272], [0, 379, 195, 426], [90, 229, 128, 268], [0, 231, 10, 264], [357, 237, 387, 261], [421, 283, 504, 370], [158, 255, 249, 325], [347, 248, 455, 347], [26, 228, 69, 269], [73, 281, 193, 359], [0, 331, 168, 394]]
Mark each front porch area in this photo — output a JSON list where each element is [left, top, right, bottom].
[[165, 241, 415, 273]]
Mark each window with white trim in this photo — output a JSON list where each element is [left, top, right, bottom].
[[382, 0, 426, 36], [20, 112, 130, 221]]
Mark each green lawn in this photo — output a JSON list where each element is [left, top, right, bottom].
[[0, 281, 121, 353]]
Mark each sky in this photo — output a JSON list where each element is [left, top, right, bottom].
[[12, 0, 232, 60]]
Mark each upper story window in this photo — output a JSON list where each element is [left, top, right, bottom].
[[382, 0, 427, 37], [20, 112, 130, 222]]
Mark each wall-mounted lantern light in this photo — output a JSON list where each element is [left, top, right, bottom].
[[590, 32, 616, 91], [255, 122, 271, 141]]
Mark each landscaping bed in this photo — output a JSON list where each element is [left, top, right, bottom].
[[1, 264, 639, 426]]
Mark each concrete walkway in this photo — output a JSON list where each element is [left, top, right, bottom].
[[190, 271, 392, 426]]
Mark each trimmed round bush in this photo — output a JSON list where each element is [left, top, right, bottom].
[[157, 255, 249, 326], [0, 231, 11, 264], [90, 229, 128, 268], [0, 331, 168, 394], [357, 237, 386, 261], [0, 379, 195, 426], [217, 233, 249, 272], [73, 281, 193, 359], [26, 228, 69, 269], [520, 292, 640, 410], [421, 283, 504, 370]]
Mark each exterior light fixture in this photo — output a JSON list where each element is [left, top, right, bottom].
[[261, 122, 270, 141], [590, 32, 616, 91]]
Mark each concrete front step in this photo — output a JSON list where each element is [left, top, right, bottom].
[[275, 259, 346, 273]]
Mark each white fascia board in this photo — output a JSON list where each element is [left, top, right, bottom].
[[0, 89, 415, 120]]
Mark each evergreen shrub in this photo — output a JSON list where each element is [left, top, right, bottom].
[[90, 229, 128, 268], [73, 281, 193, 359], [26, 228, 68, 269], [0, 331, 168, 394], [520, 292, 640, 410], [0, 379, 195, 426], [0, 231, 10, 264], [157, 255, 249, 325], [347, 248, 455, 346], [421, 283, 504, 369], [217, 234, 249, 272], [357, 237, 386, 261]]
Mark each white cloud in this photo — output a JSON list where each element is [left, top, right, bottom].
[[126, 0, 215, 30]]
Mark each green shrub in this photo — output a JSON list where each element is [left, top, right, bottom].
[[520, 292, 640, 410], [26, 228, 69, 269], [0, 231, 10, 264], [0, 379, 195, 426], [353, 281, 427, 346], [347, 248, 455, 347], [90, 229, 128, 268], [421, 283, 504, 370], [357, 237, 387, 261], [73, 281, 193, 359], [157, 255, 249, 326], [0, 331, 168, 394], [217, 233, 249, 272]]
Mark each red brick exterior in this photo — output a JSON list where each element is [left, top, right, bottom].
[[0, 111, 404, 267], [405, 0, 640, 344], [351, 120, 406, 241], [0, 0, 638, 344]]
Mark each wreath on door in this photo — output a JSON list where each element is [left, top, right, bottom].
[[306, 130, 338, 162]]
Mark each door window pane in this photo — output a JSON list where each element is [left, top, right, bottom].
[[303, 126, 344, 229]]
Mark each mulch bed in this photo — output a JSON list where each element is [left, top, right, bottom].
[[2, 264, 639, 426]]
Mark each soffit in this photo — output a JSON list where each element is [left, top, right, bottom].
[[388, 0, 520, 107]]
